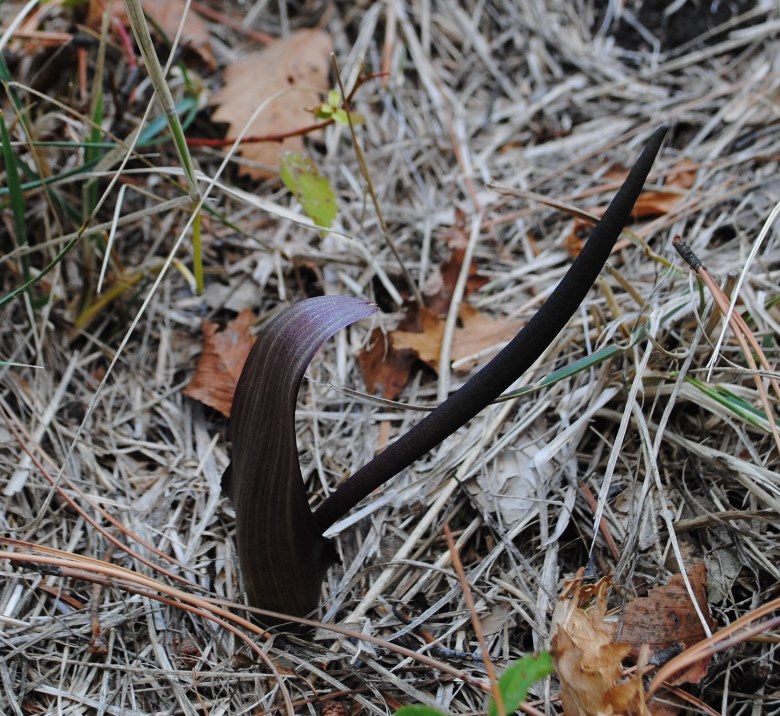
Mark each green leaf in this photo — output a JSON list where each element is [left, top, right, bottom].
[[315, 103, 334, 120], [488, 651, 554, 716], [685, 376, 780, 431], [327, 88, 341, 107], [394, 707, 449, 716], [331, 108, 350, 126], [279, 152, 338, 231], [0, 110, 32, 287]]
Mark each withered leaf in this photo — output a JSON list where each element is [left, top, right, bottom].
[[358, 241, 500, 395], [211, 29, 332, 179], [618, 563, 714, 686], [358, 328, 416, 400], [551, 575, 649, 716], [143, 0, 215, 68], [565, 160, 697, 257], [87, 0, 215, 67], [391, 303, 523, 373], [184, 309, 256, 416]]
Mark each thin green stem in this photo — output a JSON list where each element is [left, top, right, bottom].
[[123, 0, 204, 293], [0, 112, 28, 283]]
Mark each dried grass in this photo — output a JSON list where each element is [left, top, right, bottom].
[[1, 0, 779, 714]]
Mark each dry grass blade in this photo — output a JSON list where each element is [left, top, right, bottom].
[[0, 539, 294, 714], [674, 236, 780, 454], [0, 537, 492, 696], [0, 397, 198, 585]]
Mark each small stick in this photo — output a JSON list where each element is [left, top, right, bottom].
[[332, 56, 423, 305], [444, 522, 506, 716], [580, 481, 620, 559]]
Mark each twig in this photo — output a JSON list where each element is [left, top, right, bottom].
[[444, 522, 505, 716]]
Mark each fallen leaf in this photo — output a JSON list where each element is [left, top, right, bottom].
[[564, 160, 697, 257], [423, 247, 490, 315], [143, 0, 216, 68], [87, 0, 215, 67], [280, 151, 337, 229], [551, 575, 649, 716], [358, 328, 416, 400], [184, 309, 256, 416], [618, 563, 714, 686], [665, 160, 698, 190], [87, 0, 125, 32], [211, 29, 332, 179], [391, 303, 523, 372], [358, 241, 515, 396]]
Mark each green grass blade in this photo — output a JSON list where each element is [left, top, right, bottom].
[[84, 91, 104, 218], [0, 233, 80, 309], [685, 377, 780, 432], [498, 300, 689, 402], [123, 0, 203, 292], [191, 210, 203, 295], [0, 111, 30, 283]]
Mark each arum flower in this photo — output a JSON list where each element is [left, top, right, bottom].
[[223, 126, 668, 621]]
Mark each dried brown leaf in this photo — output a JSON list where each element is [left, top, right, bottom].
[[357, 328, 417, 400], [565, 160, 697, 257], [552, 576, 649, 716], [391, 304, 523, 373], [211, 29, 332, 179], [183, 309, 256, 416], [143, 0, 215, 68], [618, 563, 714, 686], [87, 0, 215, 67]]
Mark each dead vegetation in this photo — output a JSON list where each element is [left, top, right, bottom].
[[1, 0, 779, 714]]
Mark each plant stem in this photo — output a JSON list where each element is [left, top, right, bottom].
[[314, 125, 668, 532], [123, 0, 204, 293]]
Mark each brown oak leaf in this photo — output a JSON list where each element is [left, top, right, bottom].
[[211, 29, 332, 179], [391, 303, 522, 373], [357, 328, 417, 400]]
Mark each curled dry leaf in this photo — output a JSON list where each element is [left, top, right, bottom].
[[551, 575, 649, 716], [183, 309, 256, 416], [211, 29, 332, 179]]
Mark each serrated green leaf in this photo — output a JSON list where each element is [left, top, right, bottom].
[[394, 706, 449, 716], [488, 651, 553, 716], [279, 152, 338, 231]]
